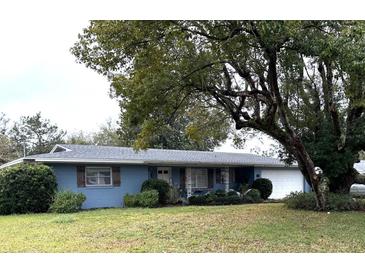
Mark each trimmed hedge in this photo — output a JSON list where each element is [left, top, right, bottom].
[[124, 190, 159, 208], [252, 178, 273, 200], [50, 191, 86, 213], [284, 191, 365, 211], [141, 179, 170, 204], [0, 164, 57, 215], [188, 189, 262, 206]]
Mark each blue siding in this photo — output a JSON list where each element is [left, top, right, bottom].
[[50, 164, 149, 209]]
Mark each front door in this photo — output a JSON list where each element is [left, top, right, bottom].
[[157, 167, 171, 184]]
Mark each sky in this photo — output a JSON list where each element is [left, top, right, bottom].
[[0, 18, 120, 133]]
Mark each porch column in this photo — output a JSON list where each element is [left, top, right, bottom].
[[186, 167, 192, 197], [222, 167, 230, 192]]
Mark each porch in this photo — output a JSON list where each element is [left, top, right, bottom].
[[148, 166, 255, 197]]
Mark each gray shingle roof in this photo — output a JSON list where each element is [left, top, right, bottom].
[[17, 144, 291, 167]]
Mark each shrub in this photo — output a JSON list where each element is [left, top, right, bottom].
[[284, 192, 359, 211], [214, 195, 241, 205], [252, 178, 273, 200], [123, 190, 159, 208], [243, 189, 262, 203], [141, 179, 170, 204], [137, 190, 159, 208], [326, 193, 353, 211], [0, 164, 57, 215], [167, 186, 180, 204], [50, 191, 86, 213], [227, 190, 239, 197], [352, 198, 365, 211], [215, 189, 226, 197], [124, 193, 138, 207], [188, 195, 207, 205], [284, 192, 317, 210]]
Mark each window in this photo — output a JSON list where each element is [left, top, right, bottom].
[[191, 168, 208, 188], [85, 167, 112, 186]]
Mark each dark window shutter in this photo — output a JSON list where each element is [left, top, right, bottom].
[[208, 168, 214, 188], [112, 166, 121, 187], [77, 166, 85, 188]]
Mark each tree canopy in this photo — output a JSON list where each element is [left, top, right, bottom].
[[72, 21, 365, 209], [9, 112, 66, 156]]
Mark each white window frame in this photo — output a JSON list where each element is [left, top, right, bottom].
[[85, 167, 112, 187], [191, 168, 208, 189]]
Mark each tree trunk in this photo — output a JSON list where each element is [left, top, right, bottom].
[[289, 137, 326, 210]]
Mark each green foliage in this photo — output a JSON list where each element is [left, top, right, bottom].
[[66, 120, 123, 146], [167, 186, 181, 204], [252, 178, 273, 200], [227, 190, 239, 197], [50, 191, 86, 213], [124, 193, 137, 207], [187, 195, 207, 205], [284, 192, 365, 211], [0, 134, 17, 164], [0, 164, 57, 215], [71, 20, 365, 194], [215, 189, 226, 197], [188, 190, 254, 205], [123, 190, 159, 208], [141, 179, 171, 204], [352, 198, 365, 211], [243, 189, 262, 203], [284, 192, 318, 210], [9, 112, 66, 156], [326, 193, 354, 211]]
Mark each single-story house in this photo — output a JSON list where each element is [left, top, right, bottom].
[[0, 144, 311, 208]]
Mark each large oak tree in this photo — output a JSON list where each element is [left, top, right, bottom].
[[72, 21, 365, 209]]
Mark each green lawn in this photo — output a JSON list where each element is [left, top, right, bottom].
[[0, 203, 365, 252]]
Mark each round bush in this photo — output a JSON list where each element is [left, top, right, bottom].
[[50, 191, 86, 213], [0, 164, 57, 215], [252, 178, 273, 200], [136, 190, 159, 208], [141, 179, 170, 204]]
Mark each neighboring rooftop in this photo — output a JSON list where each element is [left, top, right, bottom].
[[1, 144, 292, 168]]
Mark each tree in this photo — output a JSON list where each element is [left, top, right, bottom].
[[93, 119, 123, 146], [66, 120, 122, 146], [0, 134, 17, 164], [0, 113, 8, 135], [0, 113, 17, 164], [118, 104, 230, 150], [66, 131, 94, 145], [9, 112, 66, 155], [72, 21, 365, 210]]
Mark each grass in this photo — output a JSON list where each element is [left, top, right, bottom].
[[0, 203, 365, 252]]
